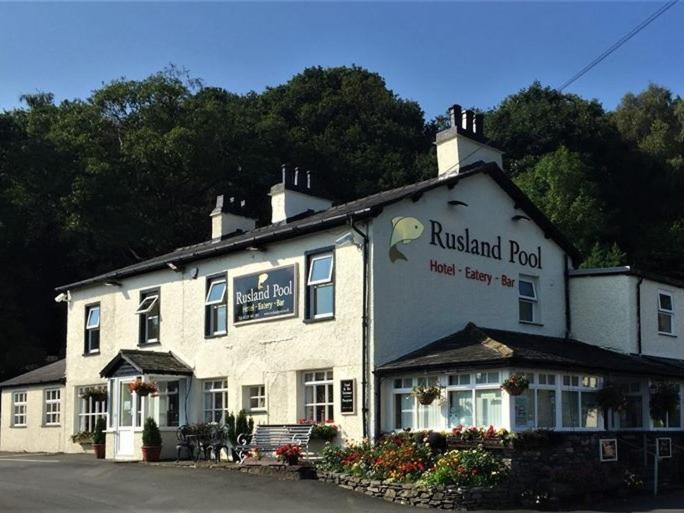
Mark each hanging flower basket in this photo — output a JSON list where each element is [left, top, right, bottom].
[[650, 382, 680, 417], [597, 383, 627, 411], [501, 374, 530, 396], [128, 379, 158, 397], [412, 385, 442, 405], [79, 386, 108, 402]]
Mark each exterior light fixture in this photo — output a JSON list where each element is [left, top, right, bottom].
[[166, 262, 182, 272], [104, 280, 122, 287], [511, 214, 531, 222], [448, 200, 468, 207]]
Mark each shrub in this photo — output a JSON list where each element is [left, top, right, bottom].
[[319, 442, 348, 472], [93, 418, 106, 445], [71, 431, 94, 444], [419, 448, 508, 487], [142, 417, 162, 447]]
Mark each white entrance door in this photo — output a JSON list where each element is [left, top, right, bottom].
[[115, 380, 136, 459]]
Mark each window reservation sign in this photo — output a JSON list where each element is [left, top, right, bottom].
[[233, 265, 297, 323]]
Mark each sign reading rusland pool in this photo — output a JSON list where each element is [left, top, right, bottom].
[[340, 379, 356, 414], [233, 265, 297, 323]]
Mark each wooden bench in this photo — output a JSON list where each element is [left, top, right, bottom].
[[235, 424, 313, 463]]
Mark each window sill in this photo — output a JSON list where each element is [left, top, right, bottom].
[[303, 315, 336, 324], [10, 425, 27, 429], [519, 320, 544, 327], [246, 409, 267, 415], [657, 332, 677, 338], [205, 333, 228, 340], [82, 351, 101, 357], [138, 341, 162, 348], [42, 424, 62, 428]]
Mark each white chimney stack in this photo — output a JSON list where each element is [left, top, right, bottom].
[[270, 165, 332, 224], [436, 104, 504, 177], [210, 195, 256, 240]]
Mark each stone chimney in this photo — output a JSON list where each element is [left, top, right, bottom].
[[436, 104, 504, 176], [210, 195, 256, 240], [269, 165, 332, 224]]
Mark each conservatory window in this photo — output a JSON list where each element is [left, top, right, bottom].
[[561, 374, 601, 429]]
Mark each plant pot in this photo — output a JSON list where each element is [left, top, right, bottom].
[[93, 443, 106, 459], [142, 445, 162, 462]]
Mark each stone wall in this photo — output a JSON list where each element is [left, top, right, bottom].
[[317, 471, 515, 510]]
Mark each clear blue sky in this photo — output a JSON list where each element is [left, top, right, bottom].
[[1, 2, 682, 119]]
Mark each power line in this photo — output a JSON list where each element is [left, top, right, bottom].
[[558, 1, 678, 91]]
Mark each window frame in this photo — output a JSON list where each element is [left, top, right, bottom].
[[12, 391, 27, 427], [137, 289, 160, 345], [559, 373, 603, 431], [657, 290, 675, 336], [245, 385, 266, 412], [84, 303, 101, 354], [303, 369, 334, 422], [76, 385, 108, 432], [44, 388, 61, 426], [205, 274, 228, 338], [154, 380, 180, 428], [203, 379, 229, 424], [518, 276, 539, 324], [305, 248, 335, 321]]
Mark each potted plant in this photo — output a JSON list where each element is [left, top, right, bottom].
[[311, 422, 338, 442], [80, 386, 108, 402], [275, 443, 303, 465], [412, 384, 442, 405], [93, 417, 106, 459], [128, 378, 158, 397], [71, 431, 94, 447], [142, 417, 163, 462], [501, 374, 530, 396], [597, 383, 627, 411]]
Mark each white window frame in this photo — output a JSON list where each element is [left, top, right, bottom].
[[154, 380, 180, 428], [511, 372, 558, 430], [135, 295, 159, 315], [650, 382, 683, 430], [245, 385, 266, 412], [76, 386, 107, 432], [303, 370, 334, 422], [518, 276, 539, 324], [609, 381, 646, 431], [205, 277, 228, 336], [307, 254, 334, 285], [85, 304, 101, 353], [657, 291, 675, 336], [44, 388, 61, 426], [12, 391, 27, 427], [559, 373, 603, 431], [203, 379, 229, 424]]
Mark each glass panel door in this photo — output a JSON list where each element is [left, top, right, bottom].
[[119, 381, 133, 427]]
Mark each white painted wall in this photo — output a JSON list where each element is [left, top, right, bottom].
[[436, 130, 504, 175], [640, 278, 684, 359], [369, 172, 569, 367], [0, 386, 65, 453], [62, 226, 365, 455]]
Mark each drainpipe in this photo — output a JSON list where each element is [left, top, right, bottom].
[[564, 256, 571, 339], [637, 277, 644, 354], [349, 216, 370, 439]]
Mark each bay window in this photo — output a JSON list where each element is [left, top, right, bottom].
[[561, 374, 601, 429], [77, 386, 107, 432]]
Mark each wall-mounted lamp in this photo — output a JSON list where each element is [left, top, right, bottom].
[[245, 246, 264, 252], [190, 267, 199, 279], [104, 280, 122, 287], [54, 291, 71, 303], [448, 200, 469, 207], [335, 232, 362, 249], [166, 262, 182, 272], [511, 214, 531, 222]]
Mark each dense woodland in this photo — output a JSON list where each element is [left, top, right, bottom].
[[1, 65, 683, 380]]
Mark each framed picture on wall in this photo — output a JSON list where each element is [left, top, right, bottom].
[[600, 438, 618, 462], [657, 437, 672, 459]]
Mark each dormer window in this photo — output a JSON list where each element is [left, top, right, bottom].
[[658, 291, 674, 335], [137, 290, 160, 344], [84, 304, 101, 354], [306, 251, 334, 320]]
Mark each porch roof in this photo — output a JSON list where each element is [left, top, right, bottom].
[[375, 323, 684, 379], [100, 349, 193, 378]]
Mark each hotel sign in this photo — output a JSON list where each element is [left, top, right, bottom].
[[233, 265, 297, 323], [340, 379, 356, 414]]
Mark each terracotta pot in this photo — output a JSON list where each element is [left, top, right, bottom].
[[93, 443, 106, 459], [142, 445, 162, 462]]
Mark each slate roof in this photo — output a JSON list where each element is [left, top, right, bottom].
[[0, 359, 66, 389], [100, 350, 193, 378], [56, 162, 581, 292], [376, 323, 684, 378]]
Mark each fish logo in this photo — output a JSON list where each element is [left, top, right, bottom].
[[257, 273, 269, 290], [389, 217, 424, 262]]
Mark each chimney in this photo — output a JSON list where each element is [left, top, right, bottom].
[[210, 195, 256, 240], [436, 104, 504, 177], [270, 165, 332, 224]]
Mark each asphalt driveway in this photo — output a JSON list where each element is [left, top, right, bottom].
[[0, 452, 682, 513]]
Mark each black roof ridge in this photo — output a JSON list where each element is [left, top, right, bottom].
[[56, 163, 581, 292]]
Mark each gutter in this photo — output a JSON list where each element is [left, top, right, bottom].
[[349, 215, 370, 439], [564, 256, 571, 338]]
